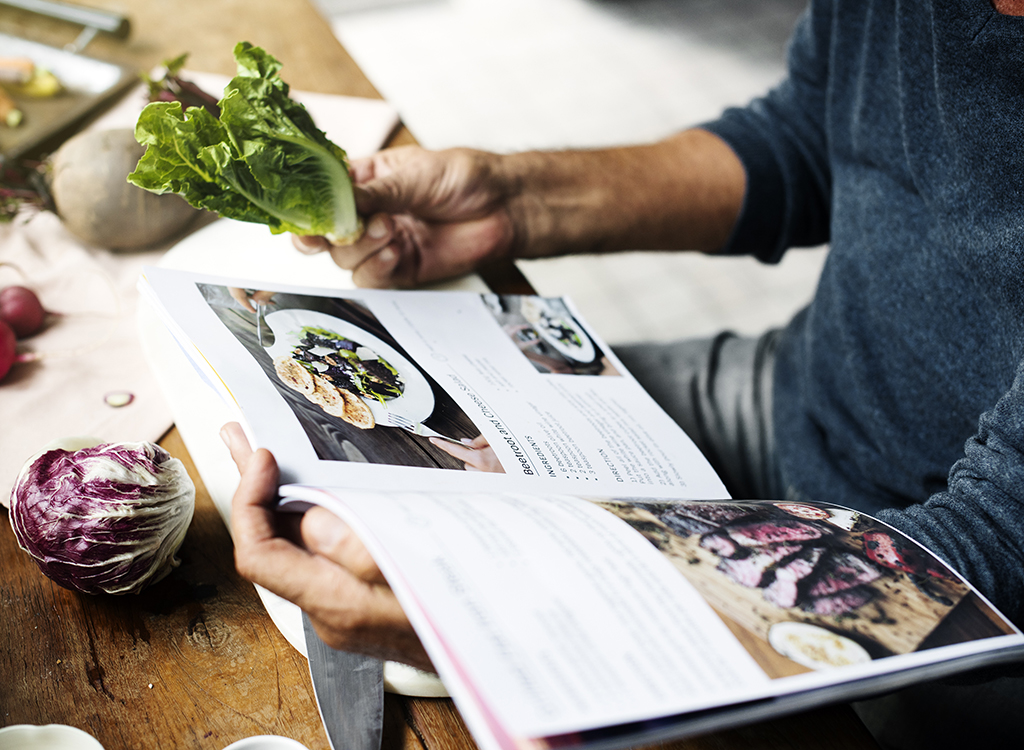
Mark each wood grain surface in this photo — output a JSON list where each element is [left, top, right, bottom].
[[1, 429, 327, 748], [0, 1, 877, 748]]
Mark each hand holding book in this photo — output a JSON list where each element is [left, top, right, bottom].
[[221, 421, 432, 671]]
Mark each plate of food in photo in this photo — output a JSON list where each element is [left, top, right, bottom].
[[264, 309, 433, 430], [768, 621, 872, 670], [520, 298, 596, 363]]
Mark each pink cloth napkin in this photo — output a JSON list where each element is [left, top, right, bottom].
[[0, 211, 174, 505]]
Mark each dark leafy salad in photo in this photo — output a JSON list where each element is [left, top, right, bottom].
[[537, 311, 583, 348], [290, 326, 404, 404]]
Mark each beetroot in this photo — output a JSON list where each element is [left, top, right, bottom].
[[0, 284, 46, 338]]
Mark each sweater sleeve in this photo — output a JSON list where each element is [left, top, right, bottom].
[[878, 355, 1024, 627], [700, 0, 834, 262]]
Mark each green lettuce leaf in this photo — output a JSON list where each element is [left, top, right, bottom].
[[128, 42, 361, 242]]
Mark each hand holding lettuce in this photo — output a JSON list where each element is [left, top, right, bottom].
[[128, 42, 363, 244]]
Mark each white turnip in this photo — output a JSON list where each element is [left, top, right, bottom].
[[49, 128, 202, 251], [0, 284, 46, 338]]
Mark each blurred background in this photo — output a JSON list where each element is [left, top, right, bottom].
[[314, 0, 827, 346]]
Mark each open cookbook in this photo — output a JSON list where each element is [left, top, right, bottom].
[[140, 266, 1024, 750]]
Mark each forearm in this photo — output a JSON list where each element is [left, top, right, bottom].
[[502, 128, 746, 259]]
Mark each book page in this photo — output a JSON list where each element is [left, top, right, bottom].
[[140, 268, 727, 499], [281, 488, 1024, 750], [282, 487, 770, 747]]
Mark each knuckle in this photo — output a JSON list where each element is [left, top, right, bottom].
[[351, 256, 393, 289], [327, 245, 361, 271], [351, 267, 387, 290], [350, 556, 380, 581], [233, 549, 257, 582]]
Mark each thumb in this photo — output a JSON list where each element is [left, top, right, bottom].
[[220, 421, 254, 473]]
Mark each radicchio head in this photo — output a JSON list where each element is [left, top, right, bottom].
[[9, 441, 196, 595]]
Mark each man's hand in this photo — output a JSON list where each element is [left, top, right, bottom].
[[293, 145, 518, 288], [294, 129, 746, 289], [222, 421, 433, 670]]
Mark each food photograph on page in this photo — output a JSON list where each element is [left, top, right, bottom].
[[197, 283, 494, 471], [593, 498, 1015, 677], [483, 294, 620, 376]]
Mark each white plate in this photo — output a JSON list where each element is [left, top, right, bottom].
[[520, 298, 596, 363], [0, 724, 104, 750], [264, 309, 434, 424], [768, 621, 872, 670], [222, 736, 310, 750]]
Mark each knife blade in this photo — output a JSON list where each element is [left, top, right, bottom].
[[302, 610, 385, 750]]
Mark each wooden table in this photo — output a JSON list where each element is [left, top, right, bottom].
[[0, 1, 879, 748]]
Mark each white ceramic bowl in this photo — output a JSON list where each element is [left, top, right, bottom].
[[222, 736, 310, 750], [0, 724, 104, 750]]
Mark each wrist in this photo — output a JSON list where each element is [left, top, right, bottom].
[[500, 149, 610, 259]]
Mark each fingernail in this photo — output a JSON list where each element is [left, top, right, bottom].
[[220, 426, 234, 449], [307, 512, 349, 552], [367, 215, 388, 239], [377, 246, 397, 267], [293, 235, 321, 255]]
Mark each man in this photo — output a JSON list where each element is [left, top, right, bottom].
[[225, 0, 1024, 745]]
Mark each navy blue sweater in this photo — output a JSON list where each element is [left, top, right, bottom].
[[703, 0, 1024, 624]]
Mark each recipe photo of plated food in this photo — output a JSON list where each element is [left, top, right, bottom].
[[196, 282, 482, 472], [595, 498, 1016, 677], [482, 294, 621, 377], [143, 268, 726, 498]]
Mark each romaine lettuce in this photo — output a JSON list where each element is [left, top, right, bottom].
[[127, 42, 362, 243]]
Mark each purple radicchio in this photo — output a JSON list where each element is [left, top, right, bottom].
[[9, 441, 195, 595]]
